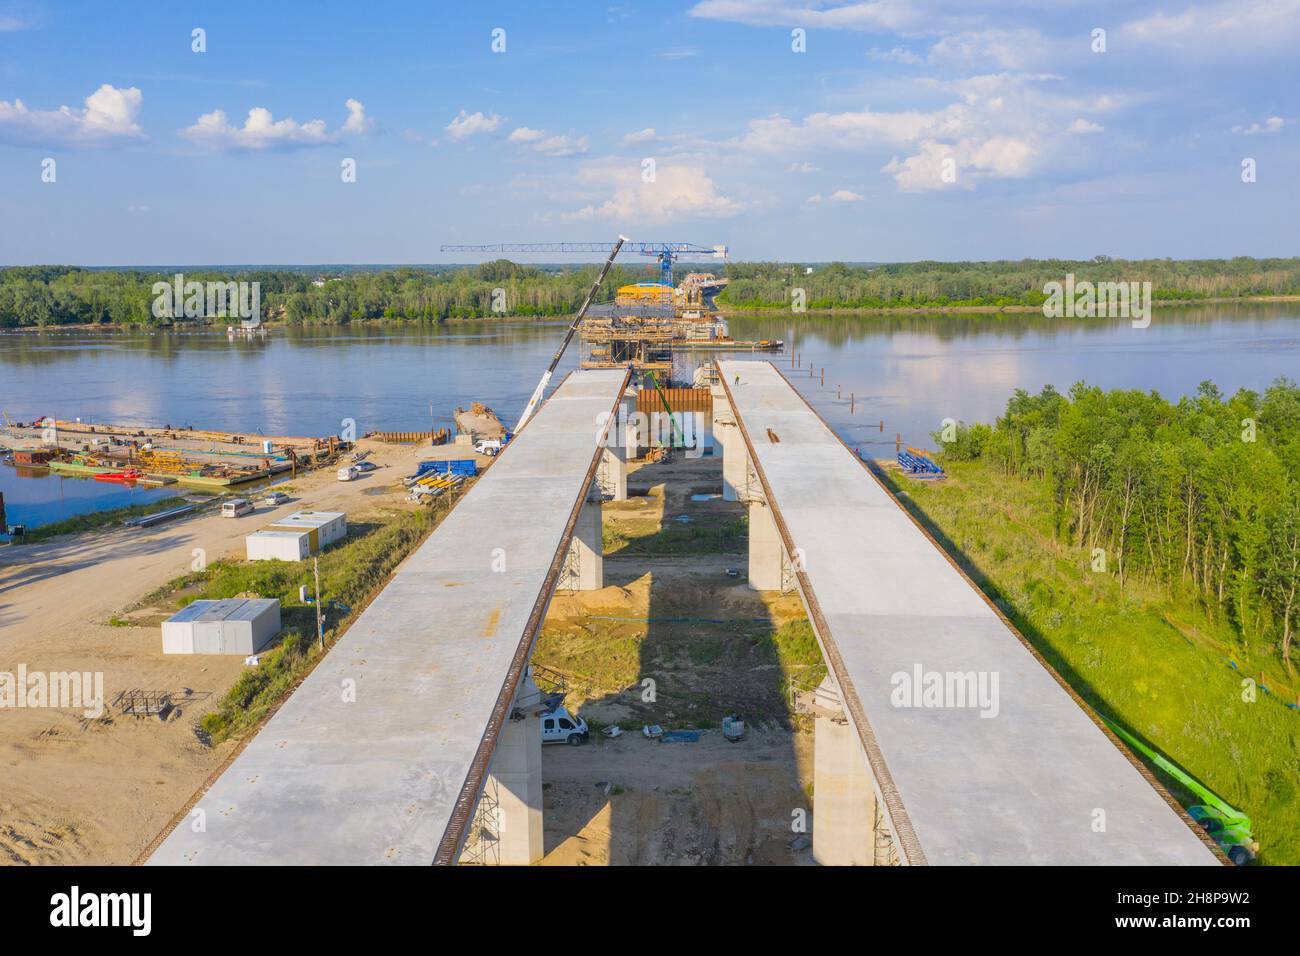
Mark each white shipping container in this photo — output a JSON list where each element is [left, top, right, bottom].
[[269, 510, 347, 549], [162, 598, 282, 655], [246, 529, 311, 562]]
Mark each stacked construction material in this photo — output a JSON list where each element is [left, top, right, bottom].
[[897, 449, 944, 477]]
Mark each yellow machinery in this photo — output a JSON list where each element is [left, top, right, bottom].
[[137, 449, 189, 474], [615, 282, 673, 306]]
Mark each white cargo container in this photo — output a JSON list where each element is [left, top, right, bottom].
[[245, 529, 312, 562], [269, 510, 347, 551], [162, 598, 281, 655]]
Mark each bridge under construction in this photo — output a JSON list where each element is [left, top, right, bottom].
[[147, 360, 1220, 866]]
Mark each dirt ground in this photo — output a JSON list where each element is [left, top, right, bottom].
[[541, 730, 814, 865], [0, 438, 439, 865], [536, 453, 820, 866]]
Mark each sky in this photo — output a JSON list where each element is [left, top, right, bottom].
[[0, 0, 1297, 265]]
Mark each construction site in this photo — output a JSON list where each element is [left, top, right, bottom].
[[0, 416, 353, 492], [6, 237, 1207, 871]]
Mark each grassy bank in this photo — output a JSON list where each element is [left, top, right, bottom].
[[20, 493, 211, 542], [887, 459, 1300, 865], [130, 500, 454, 744]]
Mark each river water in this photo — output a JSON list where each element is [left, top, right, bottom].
[[2, 304, 1297, 528]]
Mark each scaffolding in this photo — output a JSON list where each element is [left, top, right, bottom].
[[459, 776, 502, 865]]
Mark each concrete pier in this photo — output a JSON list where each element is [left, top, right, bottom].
[[747, 497, 785, 591], [560, 497, 603, 591], [711, 382, 744, 501], [485, 676, 544, 865], [598, 447, 627, 501], [813, 677, 876, 866]]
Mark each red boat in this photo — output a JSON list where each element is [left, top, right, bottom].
[[94, 469, 143, 483]]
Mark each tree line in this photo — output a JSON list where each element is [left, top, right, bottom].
[[938, 379, 1300, 671], [7, 257, 1300, 328], [718, 257, 1300, 310], [0, 261, 656, 328]]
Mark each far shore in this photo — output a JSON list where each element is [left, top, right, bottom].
[[2, 293, 1298, 335]]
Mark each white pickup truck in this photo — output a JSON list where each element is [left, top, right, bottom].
[[474, 439, 504, 457]]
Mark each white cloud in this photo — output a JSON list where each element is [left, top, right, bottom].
[[1123, 0, 1300, 55], [829, 188, 864, 201], [1232, 116, 1284, 135], [926, 28, 1053, 71], [882, 141, 959, 191], [566, 159, 746, 224], [445, 110, 503, 141], [0, 84, 144, 147], [621, 127, 657, 145], [687, 0, 973, 33], [868, 46, 922, 64], [788, 161, 820, 173], [180, 98, 371, 150], [720, 73, 1124, 192], [736, 107, 935, 154], [806, 193, 824, 204], [657, 47, 700, 59], [508, 126, 588, 156]]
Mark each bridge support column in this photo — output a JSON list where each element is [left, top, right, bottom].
[[625, 387, 644, 460], [748, 497, 784, 591], [813, 676, 876, 866], [711, 384, 743, 501], [486, 675, 544, 865], [560, 497, 603, 590], [598, 447, 627, 501]]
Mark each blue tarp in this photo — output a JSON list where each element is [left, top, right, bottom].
[[414, 459, 477, 478], [660, 730, 701, 743]]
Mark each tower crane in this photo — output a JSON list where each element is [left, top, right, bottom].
[[440, 241, 727, 287]]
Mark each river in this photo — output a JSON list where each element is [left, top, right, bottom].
[[2, 303, 1297, 528]]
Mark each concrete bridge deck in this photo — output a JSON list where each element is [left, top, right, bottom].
[[717, 359, 1220, 866], [149, 368, 630, 865]]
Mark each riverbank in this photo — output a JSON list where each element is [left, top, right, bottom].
[[719, 293, 1300, 317], [882, 456, 1298, 865], [5, 292, 1300, 333], [17, 493, 208, 543]]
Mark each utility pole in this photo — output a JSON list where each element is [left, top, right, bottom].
[[313, 556, 325, 652]]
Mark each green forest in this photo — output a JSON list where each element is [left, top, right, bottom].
[[938, 378, 1300, 672], [4, 257, 1300, 328], [718, 257, 1300, 310], [0, 261, 649, 328], [913, 380, 1300, 861]]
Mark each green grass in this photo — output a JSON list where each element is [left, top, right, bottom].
[[534, 615, 825, 731], [603, 515, 746, 556], [129, 501, 452, 744], [21, 493, 212, 542], [894, 459, 1300, 865]]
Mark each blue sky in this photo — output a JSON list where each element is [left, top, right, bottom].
[[1, 0, 1297, 265]]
